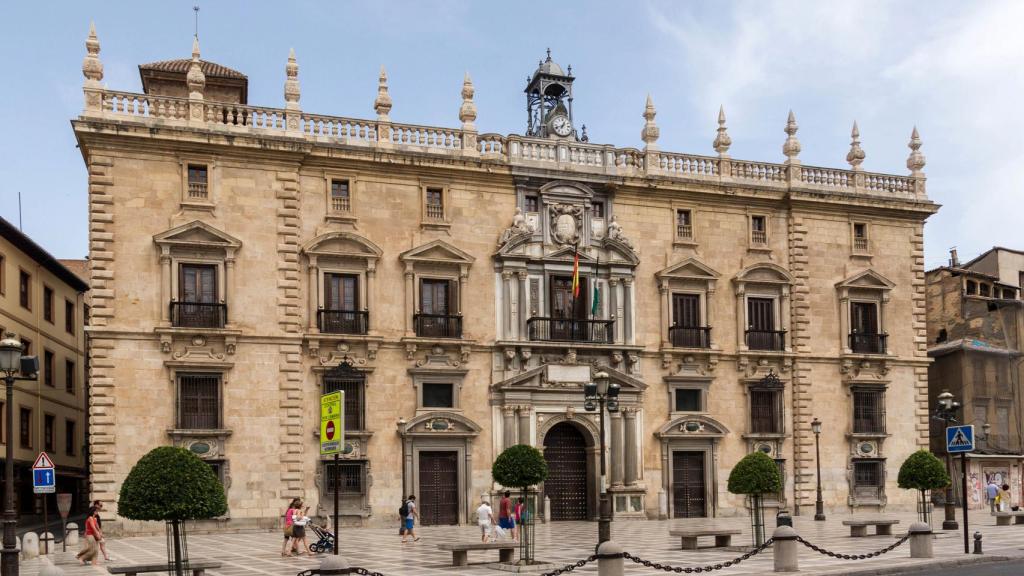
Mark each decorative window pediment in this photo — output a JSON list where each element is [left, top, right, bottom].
[[302, 232, 382, 262], [656, 414, 730, 439], [657, 258, 720, 285], [400, 239, 475, 267], [153, 220, 242, 255], [399, 411, 482, 437], [491, 364, 647, 392], [734, 262, 793, 286], [836, 269, 895, 293]]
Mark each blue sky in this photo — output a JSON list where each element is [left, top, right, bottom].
[[1, 0, 1021, 268]]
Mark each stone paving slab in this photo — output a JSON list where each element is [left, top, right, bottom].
[[15, 510, 1024, 575]]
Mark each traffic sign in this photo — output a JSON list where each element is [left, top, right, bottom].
[[947, 425, 975, 453], [33, 468, 55, 494], [320, 391, 344, 456], [32, 452, 54, 469]]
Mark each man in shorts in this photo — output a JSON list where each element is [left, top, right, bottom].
[[402, 495, 420, 543], [498, 491, 515, 541], [476, 499, 495, 542]]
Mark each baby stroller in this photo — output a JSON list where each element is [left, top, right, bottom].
[[308, 524, 336, 554]]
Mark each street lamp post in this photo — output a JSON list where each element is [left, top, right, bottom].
[[583, 370, 619, 549], [811, 418, 825, 521], [0, 333, 37, 576], [933, 390, 960, 531]]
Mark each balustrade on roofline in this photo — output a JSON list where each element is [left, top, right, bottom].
[[90, 89, 922, 197]]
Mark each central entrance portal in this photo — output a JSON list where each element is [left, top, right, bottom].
[[418, 451, 459, 525], [672, 451, 707, 518], [543, 422, 590, 520]]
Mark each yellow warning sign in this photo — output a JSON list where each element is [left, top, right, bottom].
[[320, 391, 344, 455]]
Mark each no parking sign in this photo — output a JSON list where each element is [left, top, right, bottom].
[[320, 391, 344, 455]]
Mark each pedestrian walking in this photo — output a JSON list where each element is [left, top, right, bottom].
[[76, 507, 101, 566], [987, 480, 1000, 513], [401, 495, 420, 543], [498, 491, 514, 541], [476, 499, 495, 543], [1001, 483, 1013, 512], [92, 500, 112, 561], [281, 498, 300, 557], [513, 496, 526, 543], [291, 501, 313, 556]]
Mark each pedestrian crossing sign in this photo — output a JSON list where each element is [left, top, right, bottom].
[[946, 425, 975, 453]]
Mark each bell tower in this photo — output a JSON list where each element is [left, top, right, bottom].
[[525, 49, 576, 140]]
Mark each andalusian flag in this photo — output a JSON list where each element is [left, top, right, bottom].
[[571, 249, 580, 298], [591, 254, 600, 316]]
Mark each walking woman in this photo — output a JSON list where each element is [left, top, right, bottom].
[[93, 500, 111, 561], [281, 498, 300, 557], [290, 501, 313, 556], [76, 507, 101, 566]]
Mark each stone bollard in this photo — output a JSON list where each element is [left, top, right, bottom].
[[597, 540, 624, 576], [65, 523, 79, 546], [38, 557, 66, 576], [908, 522, 933, 558], [973, 531, 983, 554], [40, 532, 55, 555], [772, 525, 798, 572], [319, 554, 352, 575], [543, 496, 551, 524], [22, 532, 39, 559]]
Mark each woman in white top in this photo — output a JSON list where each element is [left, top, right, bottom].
[[476, 500, 495, 543], [291, 504, 313, 556]]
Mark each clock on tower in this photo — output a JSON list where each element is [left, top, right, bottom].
[[525, 49, 578, 140]]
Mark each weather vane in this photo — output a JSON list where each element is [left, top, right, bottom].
[[193, 5, 200, 39]]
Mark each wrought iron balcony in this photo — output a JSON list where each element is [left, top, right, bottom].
[[527, 317, 614, 344], [668, 326, 711, 348], [171, 301, 226, 329], [318, 309, 368, 335], [849, 332, 887, 354], [414, 313, 462, 338], [745, 329, 786, 351]]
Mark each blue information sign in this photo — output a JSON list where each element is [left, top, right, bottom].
[[946, 425, 975, 453], [33, 468, 55, 494]]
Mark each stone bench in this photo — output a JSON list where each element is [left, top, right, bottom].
[[668, 528, 742, 550], [437, 542, 516, 566], [842, 519, 900, 537], [993, 511, 1024, 526], [108, 560, 222, 576]]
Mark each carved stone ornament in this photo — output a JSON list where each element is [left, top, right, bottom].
[[549, 203, 583, 245], [498, 207, 536, 246], [425, 418, 454, 432], [606, 216, 634, 249]]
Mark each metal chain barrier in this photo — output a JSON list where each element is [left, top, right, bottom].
[[537, 554, 598, 576], [622, 538, 775, 573], [352, 568, 388, 576], [296, 568, 387, 576], [796, 533, 910, 560]]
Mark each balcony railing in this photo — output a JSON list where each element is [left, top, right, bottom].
[[746, 329, 786, 351], [187, 181, 208, 199], [527, 317, 614, 344], [849, 333, 887, 354], [318, 309, 368, 335], [854, 237, 869, 252], [668, 326, 711, 348], [751, 230, 767, 245], [676, 224, 693, 240], [331, 196, 351, 212], [414, 313, 462, 338], [171, 301, 226, 329], [425, 204, 445, 220]]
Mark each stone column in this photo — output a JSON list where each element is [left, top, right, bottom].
[[623, 279, 634, 345], [458, 267, 469, 315], [624, 408, 638, 486], [736, 286, 747, 350], [781, 285, 792, 351], [159, 251, 171, 324], [365, 264, 376, 332], [225, 256, 236, 326], [502, 271, 513, 339], [307, 255, 319, 332], [503, 406, 517, 451], [517, 405, 531, 445], [659, 280, 670, 347], [517, 272, 529, 340], [705, 285, 716, 346], [610, 410, 624, 487], [404, 264, 415, 336], [839, 289, 850, 353], [609, 278, 620, 343]]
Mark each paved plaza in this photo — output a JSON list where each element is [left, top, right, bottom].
[[17, 510, 1024, 576]]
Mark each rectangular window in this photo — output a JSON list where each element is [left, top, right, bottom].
[[592, 202, 605, 218], [65, 360, 75, 394], [850, 301, 883, 353], [966, 280, 977, 295], [20, 338, 30, 356], [750, 389, 782, 434], [0, 402, 4, 444], [65, 300, 75, 334], [973, 403, 988, 427], [325, 461, 366, 495], [180, 264, 218, 303], [549, 275, 587, 320], [330, 179, 351, 212], [187, 164, 209, 199], [19, 407, 31, 449], [750, 215, 767, 245], [674, 389, 702, 412], [19, 270, 30, 309], [425, 187, 444, 220], [524, 195, 539, 213], [420, 279, 452, 316], [65, 419, 77, 454], [43, 350, 54, 387], [980, 283, 991, 297], [0, 254, 4, 294], [325, 273, 359, 311], [852, 389, 886, 434], [853, 223, 868, 252], [324, 375, 365, 431], [43, 286, 54, 323], [996, 405, 1010, 447], [176, 373, 221, 429], [747, 297, 782, 351], [44, 414, 55, 452], [853, 460, 882, 491], [422, 383, 454, 408], [676, 209, 693, 239], [670, 293, 707, 348]]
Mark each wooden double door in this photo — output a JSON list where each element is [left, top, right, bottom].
[[672, 451, 707, 518], [543, 423, 590, 520], [418, 451, 459, 525]]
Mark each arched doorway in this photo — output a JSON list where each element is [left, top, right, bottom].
[[543, 422, 590, 520]]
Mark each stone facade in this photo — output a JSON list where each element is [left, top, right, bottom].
[[73, 26, 938, 533]]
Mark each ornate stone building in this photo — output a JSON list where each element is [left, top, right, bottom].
[[73, 24, 938, 532]]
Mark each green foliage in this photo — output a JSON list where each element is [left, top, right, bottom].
[[492, 444, 549, 489], [898, 450, 950, 491], [727, 451, 783, 495], [118, 446, 227, 521]]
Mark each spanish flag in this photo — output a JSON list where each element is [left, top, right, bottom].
[[571, 249, 580, 298]]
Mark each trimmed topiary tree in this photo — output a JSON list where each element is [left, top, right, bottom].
[[898, 449, 949, 523], [728, 451, 783, 546], [492, 444, 548, 564], [119, 446, 227, 575]]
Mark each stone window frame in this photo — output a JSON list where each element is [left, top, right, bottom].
[[301, 232, 383, 336], [420, 180, 451, 230], [166, 363, 233, 433], [742, 373, 788, 440], [671, 203, 698, 247], [18, 268, 31, 310], [154, 221, 242, 330], [178, 156, 217, 210], [747, 212, 770, 250], [409, 367, 468, 414], [42, 284, 54, 324], [849, 458, 887, 507], [324, 170, 358, 224], [664, 376, 712, 416], [656, 258, 720, 350], [836, 269, 895, 356], [851, 220, 871, 256], [733, 263, 793, 353], [399, 240, 475, 339]]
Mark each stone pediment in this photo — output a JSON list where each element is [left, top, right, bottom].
[[539, 180, 596, 200], [836, 269, 895, 291], [492, 364, 647, 392], [154, 220, 242, 251], [545, 245, 600, 263], [656, 258, 721, 282], [600, 238, 640, 265], [400, 239, 475, 266], [734, 262, 793, 285], [302, 232, 382, 260], [399, 411, 481, 437], [656, 415, 729, 439]]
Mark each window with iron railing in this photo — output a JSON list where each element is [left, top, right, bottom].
[[750, 389, 782, 434], [324, 377, 365, 431], [852, 389, 886, 434], [188, 164, 209, 199], [324, 461, 366, 495], [176, 373, 221, 429], [750, 215, 767, 245], [853, 460, 883, 495], [674, 389, 702, 412], [853, 222, 868, 252], [425, 187, 445, 220], [676, 209, 693, 240], [331, 179, 351, 212]]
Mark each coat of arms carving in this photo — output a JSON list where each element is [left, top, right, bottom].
[[549, 203, 583, 245]]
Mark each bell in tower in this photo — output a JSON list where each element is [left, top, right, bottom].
[[525, 49, 577, 140]]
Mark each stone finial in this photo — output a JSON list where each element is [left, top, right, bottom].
[[82, 21, 103, 85], [713, 105, 732, 155], [782, 110, 801, 162], [906, 126, 926, 175], [284, 48, 300, 109], [186, 36, 205, 98], [846, 121, 865, 170], [640, 94, 660, 149], [374, 65, 392, 121], [459, 72, 477, 130]]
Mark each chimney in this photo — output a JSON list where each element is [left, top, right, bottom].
[[949, 247, 960, 268]]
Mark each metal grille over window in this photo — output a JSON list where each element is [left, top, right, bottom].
[[750, 389, 781, 434], [853, 389, 885, 434], [323, 361, 365, 431], [331, 179, 351, 212], [187, 164, 208, 199], [177, 373, 220, 429], [853, 460, 883, 500], [425, 187, 444, 220], [325, 461, 364, 494]]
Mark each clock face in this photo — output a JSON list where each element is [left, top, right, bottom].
[[551, 115, 572, 137]]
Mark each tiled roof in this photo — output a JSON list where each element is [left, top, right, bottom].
[[58, 259, 89, 284], [0, 218, 89, 292], [139, 59, 246, 79]]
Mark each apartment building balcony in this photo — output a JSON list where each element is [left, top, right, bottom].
[[526, 317, 614, 344], [668, 326, 711, 349], [318, 310, 369, 335]]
